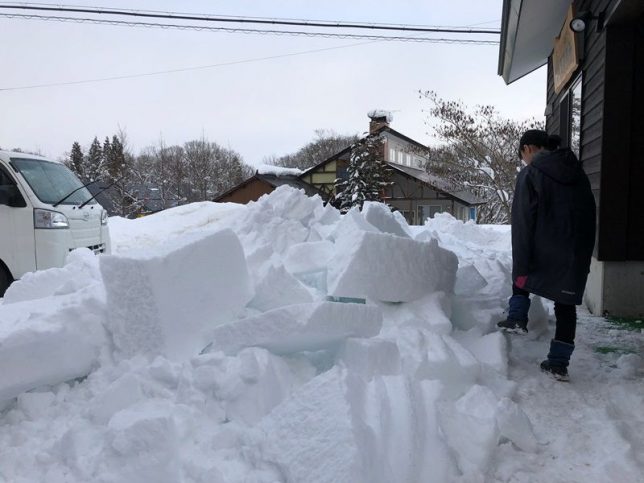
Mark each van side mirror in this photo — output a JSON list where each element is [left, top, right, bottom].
[[0, 186, 27, 208]]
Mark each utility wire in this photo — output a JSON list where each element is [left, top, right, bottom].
[[0, 40, 401, 92], [0, 13, 500, 43], [0, 3, 501, 34]]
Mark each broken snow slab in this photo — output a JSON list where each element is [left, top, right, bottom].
[[206, 301, 383, 356]]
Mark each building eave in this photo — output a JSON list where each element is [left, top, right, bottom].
[[498, 0, 571, 84]]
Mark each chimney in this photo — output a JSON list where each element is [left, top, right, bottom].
[[368, 109, 392, 134]]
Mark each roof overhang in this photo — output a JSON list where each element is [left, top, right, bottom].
[[498, 0, 571, 84]]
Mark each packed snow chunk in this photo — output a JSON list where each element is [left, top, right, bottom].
[[104, 400, 182, 483], [16, 391, 56, 420], [90, 373, 147, 424], [361, 201, 411, 238], [258, 367, 363, 483], [458, 330, 508, 376], [328, 231, 457, 303], [283, 240, 335, 293], [328, 207, 379, 242], [438, 384, 500, 475], [390, 328, 479, 396], [100, 228, 252, 361], [214, 347, 305, 424], [247, 265, 313, 312], [337, 338, 401, 378], [454, 263, 488, 295], [207, 302, 382, 356], [284, 240, 335, 275], [3, 248, 101, 304], [381, 291, 453, 335], [259, 367, 453, 483], [451, 294, 505, 331], [496, 398, 538, 453], [351, 376, 454, 483], [256, 185, 321, 222], [0, 291, 107, 402]]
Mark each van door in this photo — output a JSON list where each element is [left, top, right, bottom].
[[0, 164, 35, 279]]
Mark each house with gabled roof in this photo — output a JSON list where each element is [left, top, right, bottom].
[[216, 112, 484, 224]]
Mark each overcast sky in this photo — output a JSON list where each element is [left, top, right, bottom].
[[0, 0, 546, 167]]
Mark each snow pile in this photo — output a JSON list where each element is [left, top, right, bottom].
[[0, 186, 551, 482]]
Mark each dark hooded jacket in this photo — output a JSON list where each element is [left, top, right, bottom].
[[511, 148, 596, 305]]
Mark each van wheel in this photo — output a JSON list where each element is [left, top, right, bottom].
[[0, 265, 12, 298]]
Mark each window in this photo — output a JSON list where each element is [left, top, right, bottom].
[[570, 76, 582, 158], [389, 148, 395, 162], [417, 204, 442, 224], [11, 157, 95, 205], [399, 210, 414, 225], [560, 74, 582, 158]]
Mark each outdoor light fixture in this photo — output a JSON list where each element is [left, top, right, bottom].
[[570, 11, 605, 33]]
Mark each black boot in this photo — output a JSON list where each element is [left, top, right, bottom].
[[540, 339, 574, 381], [497, 294, 530, 333]]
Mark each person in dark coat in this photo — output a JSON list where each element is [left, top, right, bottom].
[[497, 129, 596, 380]]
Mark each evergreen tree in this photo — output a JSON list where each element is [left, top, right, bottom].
[[108, 135, 126, 181], [334, 134, 392, 213], [86, 137, 105, 182], [68, 142, 85, 180]]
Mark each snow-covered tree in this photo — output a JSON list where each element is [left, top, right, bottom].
[[269, 129, 360, 170], [420, 91, 543, 224], [68, 142, 84, 179], [334, 134, 392, 213], [86, 137, 107, 182]]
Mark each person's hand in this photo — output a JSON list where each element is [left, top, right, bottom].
[[515, 275, 527, 289]]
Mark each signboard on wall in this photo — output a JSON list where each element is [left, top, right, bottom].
[[553, 6, 579, 93]]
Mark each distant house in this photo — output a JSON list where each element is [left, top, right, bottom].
[[216, 112, 483, 224], [215, 168, 322, 204], [88, 182, 179, 218]]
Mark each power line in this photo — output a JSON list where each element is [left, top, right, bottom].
[[0, 40, 401, 92], [0, 13, 500, 43], [0, 3, 501, 35]]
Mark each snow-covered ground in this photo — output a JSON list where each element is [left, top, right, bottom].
[[0, 186, 642, 483]]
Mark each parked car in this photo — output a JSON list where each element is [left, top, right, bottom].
[[0, 150, 111, 296]]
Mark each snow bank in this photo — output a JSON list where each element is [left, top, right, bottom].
[[100, 228, 252, 361]]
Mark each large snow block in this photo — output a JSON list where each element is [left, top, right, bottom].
[[328, 231, 458, 303], [0, 290, 107, 402], [100, 228, 252, 361], [207, 302, 383, 356]]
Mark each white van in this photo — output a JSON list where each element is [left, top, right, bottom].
[[0, 150, 111, 296]]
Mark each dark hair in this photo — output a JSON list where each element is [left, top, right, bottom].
[[518, 130, 561, 158]]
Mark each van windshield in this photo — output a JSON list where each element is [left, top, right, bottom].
[[11, 157, 95, 205]]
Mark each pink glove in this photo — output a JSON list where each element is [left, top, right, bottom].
[[515, 275, 527, 289]]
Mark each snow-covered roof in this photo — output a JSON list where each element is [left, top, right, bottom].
[[256, 164, 303, 177]]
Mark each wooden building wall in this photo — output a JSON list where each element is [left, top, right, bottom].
[[217, 178, 273, 204], [546, 0, 644, 261]]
